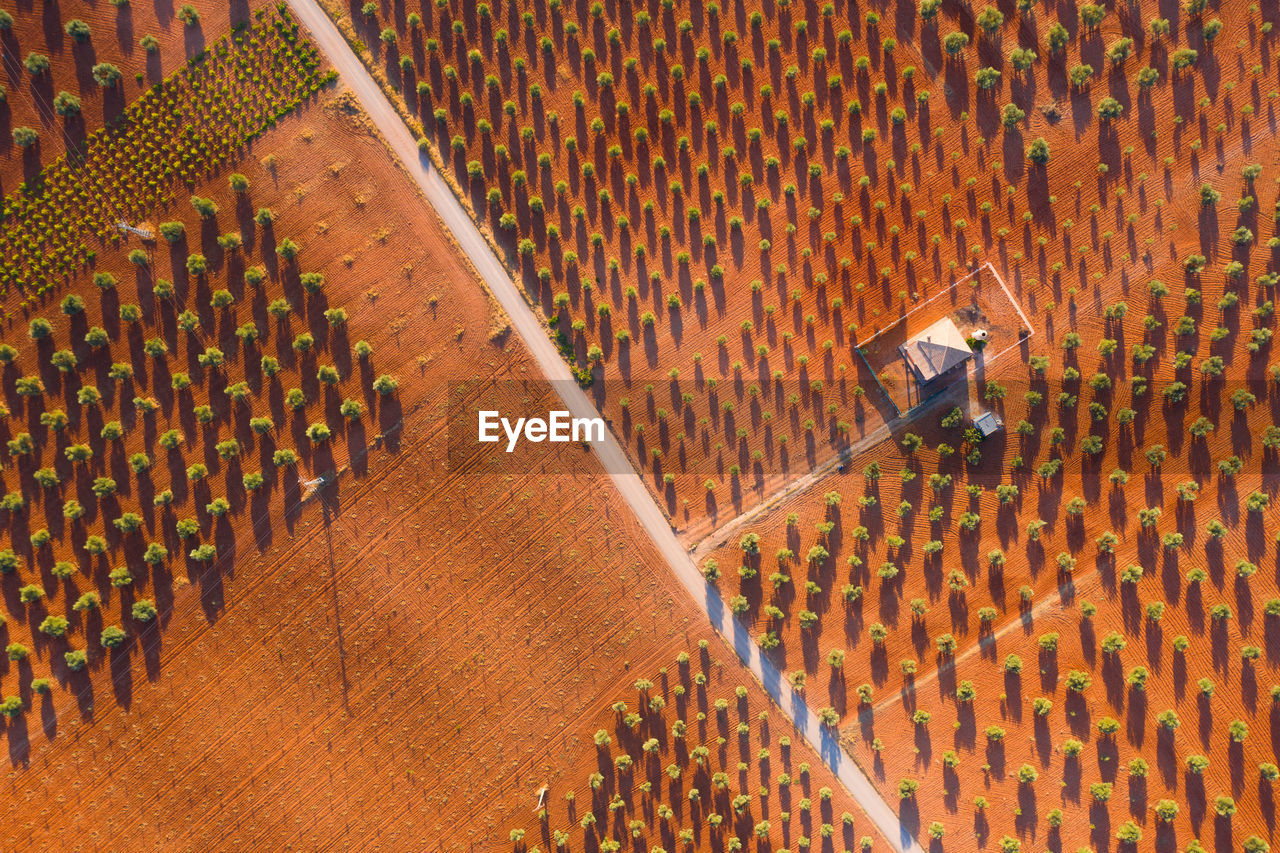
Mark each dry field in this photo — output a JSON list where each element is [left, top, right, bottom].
[[3, 0, 1280, 849], [0, 1, 332, 307], [0, 0, 252, 168], [503, 641, 892, 852], [683, 0, 1280, 846], [702, 389, 1279, 850], [285, 0, 1280, 847], [329, 0, 1280, 548], [3, 385, 889, 850], [0, 3, 889, 850]]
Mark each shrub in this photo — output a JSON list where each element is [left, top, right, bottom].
[[54, 91, 82, 116], [1115, 821, 1142, 843], [114, 513, 143, 534], [943, 32, 969, 55], [975, 67, 1001, 89], [92, 62, 122, 87], [1098, 97, 1123, 119], [100, 626, 127, 649], [189, 544, 216, 562], [276, 237, 301, 260], [1065, 670, 1092, 692]]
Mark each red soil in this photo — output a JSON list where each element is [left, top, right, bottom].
[[3, 0, 1280, 847], [858, 563, 1279, 852], [502, 641, 893, 852], [335, 0, 1280, 552], [643, 0, 1280, 845], [699, 327, 1280, 849], [0, 0, 252, 169], [0, 40, 887, 853]]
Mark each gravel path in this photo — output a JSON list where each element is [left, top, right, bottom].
[[284, 3, 924, 848]]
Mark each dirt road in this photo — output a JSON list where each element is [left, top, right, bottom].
[[283, 2, 923, 848]]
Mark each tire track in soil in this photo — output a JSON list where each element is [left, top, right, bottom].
[[44, 404, 680, 849], [280, 0, 931, 847], [163, 487, 692, 849], [864, 466, 1280, 719], [18, 399, 446, 823]]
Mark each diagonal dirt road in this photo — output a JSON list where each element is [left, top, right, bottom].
[[284, 2, 923, 849]]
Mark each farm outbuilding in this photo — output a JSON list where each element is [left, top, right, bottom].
[[898, 317, 973, 384], [974, 411, 1004, 438]]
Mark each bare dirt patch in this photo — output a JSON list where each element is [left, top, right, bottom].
[[0, 29, 886, 853]]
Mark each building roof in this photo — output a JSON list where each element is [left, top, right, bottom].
[[898, 317, 973, 383], [974, 411, 1003, 437]]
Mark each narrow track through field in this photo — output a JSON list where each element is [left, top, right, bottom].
[[282, 1, 925, 849]]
